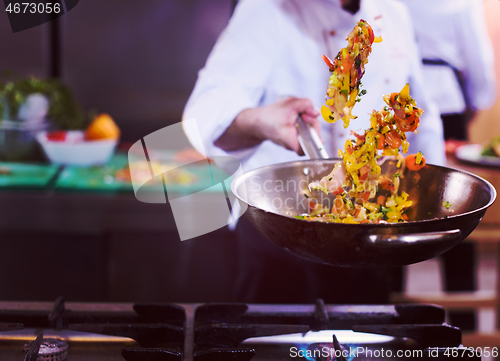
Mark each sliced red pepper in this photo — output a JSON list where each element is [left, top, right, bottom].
[[359, 165, 370, 182], [367, 25, 375, 44], [376, 112, 385, 127], [333, 186, 344, 195], [361, 191, 371, 202], [352, 131, 366, 141], [346, 144, 353, 155], [322, 55, 334, 71]]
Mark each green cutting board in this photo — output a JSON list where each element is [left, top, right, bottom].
[[55, 153, 232, 194], [0, 162, 59, 188]]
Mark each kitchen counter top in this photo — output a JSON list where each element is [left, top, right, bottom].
[[0, 151, 234, 234], [446, 153, 500, 228]]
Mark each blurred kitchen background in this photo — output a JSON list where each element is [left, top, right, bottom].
[[0, 0, 233, 140], [0, 0, 238, 303], [1, 0, 500, 343]]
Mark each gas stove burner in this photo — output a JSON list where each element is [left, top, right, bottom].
[[23, 338, 68, 361], [0, 299, 481, 360]]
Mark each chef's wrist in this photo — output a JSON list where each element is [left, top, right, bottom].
[[214, 108, 264, 151]]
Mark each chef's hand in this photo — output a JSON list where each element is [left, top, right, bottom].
[[215, 97, 321, 155]]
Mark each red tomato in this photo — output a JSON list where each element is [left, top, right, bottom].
[[395, 110, 419, 132], [385, 130, 402, 149], [47, 131, 67, 141], [393, 106, 405, 123], [405, 153, 426, 171]]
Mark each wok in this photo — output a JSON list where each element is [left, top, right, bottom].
[[231, 122, 496, 267]]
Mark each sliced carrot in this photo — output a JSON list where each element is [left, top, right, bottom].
[[375, 133, 385, 150], [354, 207, 360, 217]]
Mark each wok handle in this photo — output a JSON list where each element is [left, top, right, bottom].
[[296, 116, 330, 159], [365, 229, 462, 247]]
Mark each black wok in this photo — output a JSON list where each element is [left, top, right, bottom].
[[231, 158, 496, 267]]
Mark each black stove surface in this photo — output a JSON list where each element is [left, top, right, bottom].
[[0, 298, 478, 361]]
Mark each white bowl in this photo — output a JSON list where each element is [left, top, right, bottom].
[[36, 131, 117, 166]]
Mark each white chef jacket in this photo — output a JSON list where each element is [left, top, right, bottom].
[[182, 0, 446, 172], [399, 0, 497, 114]]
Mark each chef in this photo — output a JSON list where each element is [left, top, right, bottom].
[[182, 0, 446, 303]]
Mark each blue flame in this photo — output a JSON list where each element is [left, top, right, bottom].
[[298, 344, 317, 361], [343, 344, 360, 361]]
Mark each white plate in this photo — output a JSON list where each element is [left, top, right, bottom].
[[455, 144, 500, 167]]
